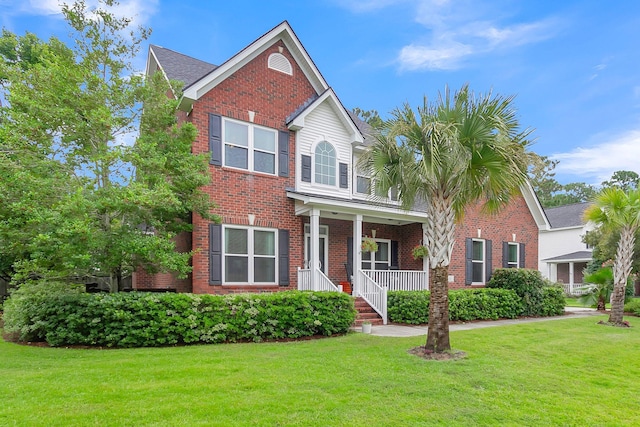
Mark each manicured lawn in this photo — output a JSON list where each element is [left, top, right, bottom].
[[2, 315, 640, 426]]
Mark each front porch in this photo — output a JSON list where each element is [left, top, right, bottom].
[[288, 190, 433, 324], [543, 251, 592, 296]]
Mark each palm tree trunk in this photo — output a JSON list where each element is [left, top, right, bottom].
[[426, 265, 451, 352], [610, 226, 635, 324]]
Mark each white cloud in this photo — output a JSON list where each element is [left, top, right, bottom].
[[5, 0, 157, 26], [396, 0, 559, 71], [552, 130, 640, 184], [334, 0, 408, 13]]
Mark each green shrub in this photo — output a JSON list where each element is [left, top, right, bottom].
[[624, 299, 640, 316], [540, 286, 566, 316], [3, 290, 356, 347], [2, 280, 85, 342], [487, 269, 547, 316], [387, 288, 522, 324]]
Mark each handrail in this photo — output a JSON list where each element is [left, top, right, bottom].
[[315, 268, 340, 292], [357, 270, 387, 324], [297, 267, 339, 292]]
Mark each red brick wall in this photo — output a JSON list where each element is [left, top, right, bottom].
[[189, 40, 317, 294]]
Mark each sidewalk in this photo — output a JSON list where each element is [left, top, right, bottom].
[[360, 307, 602, 337]]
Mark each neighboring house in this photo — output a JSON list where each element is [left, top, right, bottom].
[[134, 21, 549, 321], [539, 202, 594, 294]]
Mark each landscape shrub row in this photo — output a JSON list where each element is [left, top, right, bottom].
[[624, 299, 640, 316], [3, 284, 356, 347], [387, 288, 523, 324], [387, 269, 566, 325]]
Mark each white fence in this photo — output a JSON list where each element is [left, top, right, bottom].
[[362, 270, 429, 291], [562, 283, 592, 296], [357, 270, 387, 324]]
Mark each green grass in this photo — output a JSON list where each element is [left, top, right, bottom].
[[2, 315, 640, 426]]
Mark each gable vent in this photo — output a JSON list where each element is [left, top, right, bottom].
[[268, 53, 292, 75]]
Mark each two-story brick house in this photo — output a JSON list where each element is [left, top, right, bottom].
[[135, 21, 549, 321]]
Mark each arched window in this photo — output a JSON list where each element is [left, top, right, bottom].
[[314, 141, 336, 186]]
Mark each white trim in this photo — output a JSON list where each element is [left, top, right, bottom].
[[222, 225, 278, 285], [181, 21, 329, 110], [313, 140, 338, 187], [471, 238, 486, 284], [304, 225, 329, 273], [507, 242, 519, 268], [521, 181, 551, 231], [361, 238, 391, 270], [267, 52, 292, 75], [222, 117, 277, 175]]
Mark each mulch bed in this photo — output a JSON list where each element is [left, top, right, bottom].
[[408, 346, 467, 361]]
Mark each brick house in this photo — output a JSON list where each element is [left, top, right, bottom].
[[135, 21, 549, 321]]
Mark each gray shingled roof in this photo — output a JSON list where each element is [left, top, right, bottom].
[[150, 45, 217, 89], [544, 202, 591, 229], [346, 111, 377, 147], [542, 250, 593, 262]]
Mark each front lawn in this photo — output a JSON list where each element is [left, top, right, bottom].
[[2, 315, 639, 426]]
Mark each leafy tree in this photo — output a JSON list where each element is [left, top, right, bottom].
[[584, 188, 640, 325], [352, 107, 384, 129], [601, 170, 639, 192], [528, 154, 562, 207], [362, 85, 532, 353], [0, 0, 217, 290]]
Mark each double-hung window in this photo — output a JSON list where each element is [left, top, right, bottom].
[[507, 242, 519, 268], [224, 226, 276, 284], [355, 169, 398, 201], [471, 239, 485, 283], [224, 119, 276, 174]]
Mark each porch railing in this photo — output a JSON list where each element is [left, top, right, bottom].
[[357, 270, 387, 324], [362, 270, 429, 291], [562, 282, 591, 296], [297, 267, 339, 292]]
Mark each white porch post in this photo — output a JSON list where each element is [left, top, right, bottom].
[[569, 261, 575, 294], [310, 208, 320, 291], [422, 223, 430, 289], [353, 214, 362, 296]]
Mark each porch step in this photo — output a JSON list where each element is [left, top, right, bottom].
[[353, 297, 384, 326]]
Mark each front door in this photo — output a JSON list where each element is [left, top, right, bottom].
[[304, 224, 328, 274]]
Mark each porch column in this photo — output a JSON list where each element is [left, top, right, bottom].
[[421, 223, 430, 290], [569, 261, 575, 294], [353, 214, 362, 296], [310, 208, 320, 291]]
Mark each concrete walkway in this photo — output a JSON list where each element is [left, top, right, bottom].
[[359, 307, 602, 337]]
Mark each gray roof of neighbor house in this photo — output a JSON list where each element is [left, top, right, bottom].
[[150, 45, 217, 89], [542, 250, 593, 262], [544, 202, 591, 229], [346, 111, 376, 146]]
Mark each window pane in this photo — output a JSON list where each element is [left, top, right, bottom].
[[225, 121, 248, 147], [472, 262, 484, 282], [254, 151, 275, 174], [508, 244, 518, 263], [472, 240, 484, 261], [315, 141, 336, 185], [362, 251, 371, 261], [254, 258, 276, 282], [390, 186, 399, 201], [362, 262, 372, 269], [374, 181, 386, 198], [225, 145, 248, 169], [254, 230, 275, 256], [254, 128, 275, 152], [376, 242, 389, 262], [225, 228, 247, 254], [225, 256, 248, 282], [356, 176, 370, 194]]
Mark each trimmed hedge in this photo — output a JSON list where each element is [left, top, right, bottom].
[[3, 289, 356, 347], [487, 268, 548, 316], [387, 288, 523, 324], [540, 286, 566, 316], [624, 299, 640, 316]]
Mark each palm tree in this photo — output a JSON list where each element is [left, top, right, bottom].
[[362, 85, 532, 353], [584, 188, 640, 325]]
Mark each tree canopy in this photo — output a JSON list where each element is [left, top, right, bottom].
[[0, 0, 217, 290]]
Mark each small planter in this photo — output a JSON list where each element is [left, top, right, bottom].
[[339, 281, 352, 294], [361, 322, 372, 334]]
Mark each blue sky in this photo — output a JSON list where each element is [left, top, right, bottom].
[[2, 0, 639, 186]]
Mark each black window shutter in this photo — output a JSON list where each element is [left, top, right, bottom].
[[502, 241, 509, 268], [339, 163, 348, 188], [346, 236, 353, 280], [485, 240, 493, 283], [391, 240, 399, 268], [301, 155, 311, 182], [465, 238, 473, 285], [209, 114, 222, 166], [209, 224, 222, 285], [278, 131, 290, 177], [278, 229, 290, 286], [519, 243, 526, 268]]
